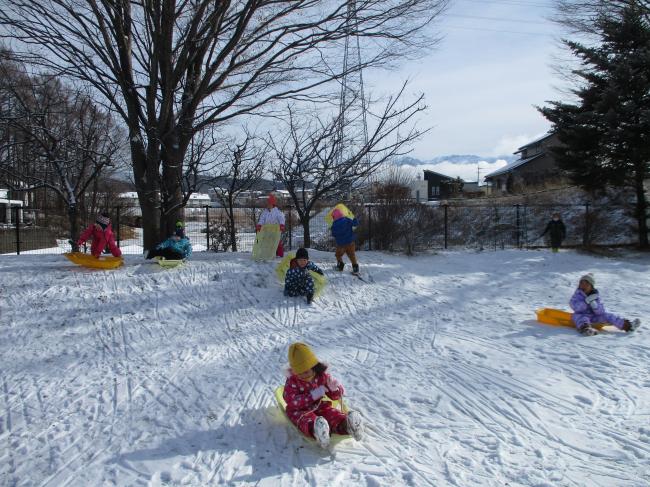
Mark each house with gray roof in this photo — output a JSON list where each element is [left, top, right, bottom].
[[484, 133, 566, 193]]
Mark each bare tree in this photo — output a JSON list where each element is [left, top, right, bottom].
[[0, 55, 124, 246], [0, 0, 449, 251], [209, 137, 265, 251], [268, 83, 426, 247], [553, 0, 650, 35]]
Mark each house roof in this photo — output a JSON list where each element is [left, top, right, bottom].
[[423, 169, 456, 180], [515, 132, 554, 153], [484, 153, 544, 179]]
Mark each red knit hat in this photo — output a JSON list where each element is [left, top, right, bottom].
[[268, 194, 277, 206]]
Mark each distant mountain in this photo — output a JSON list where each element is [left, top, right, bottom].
[[397, 154, 517, 166]]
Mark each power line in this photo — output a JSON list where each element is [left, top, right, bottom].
[[457, 0, 554, 8], [444, 24, 555, 37], [447, 13, 552, 25]]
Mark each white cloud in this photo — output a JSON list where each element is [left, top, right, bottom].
[[492, 134, 536, 156]]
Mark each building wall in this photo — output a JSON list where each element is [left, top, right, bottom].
[[488, 153, 566, 193], [424, 172, 454, 200], [410, 180, 428, 201]]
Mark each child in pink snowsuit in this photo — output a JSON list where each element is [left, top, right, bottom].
[[77, 213, 122, 258], [283, 342, 363, 448], [569, 273, 639, 336]]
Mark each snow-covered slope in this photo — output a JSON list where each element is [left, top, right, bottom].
[[1, 250, 649, 486]]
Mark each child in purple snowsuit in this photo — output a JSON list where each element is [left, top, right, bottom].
[[569, 273, 640, 336]]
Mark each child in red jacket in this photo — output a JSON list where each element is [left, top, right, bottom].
[[77, 213, 122, 258], [283, 342, 364, 448]]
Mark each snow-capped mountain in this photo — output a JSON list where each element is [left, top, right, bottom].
[[397, 154, 517, 166]]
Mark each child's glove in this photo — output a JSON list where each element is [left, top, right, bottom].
[[310, 385, 326, 400], [255, 224, 261, 232], [280, 224, 285, 232], [315, 269, 324, 275], [585, 292, 599, 310], [326, 376, 344, 395]]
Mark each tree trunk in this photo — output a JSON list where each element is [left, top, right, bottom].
[[301, 215, 311, 248], [160, 133, 186, 241], [228, 194, 237, 252], [68, 205, 79, 251], [634, 169, 649, 249], [131, 133, 161, 252], [139, 193, 160, 252]]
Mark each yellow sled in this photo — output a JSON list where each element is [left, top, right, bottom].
[[535, 308, 607, 330], [325, 203, 354, 227], [64, 252, 123, 270], [153, 256, 185, 268], [252, 224, 281, 261], [276, 252, 327, 296], [274, 385, 350, 446]]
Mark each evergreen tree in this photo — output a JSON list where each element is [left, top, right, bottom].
[[539, 2, 650, 248]]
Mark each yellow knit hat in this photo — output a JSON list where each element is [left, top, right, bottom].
[[288, 342, 319, 374]]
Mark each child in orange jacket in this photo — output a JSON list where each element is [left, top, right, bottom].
[[283, 342, 363, 448]]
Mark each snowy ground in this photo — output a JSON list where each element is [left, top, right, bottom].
[[1, 249, 649, 486]]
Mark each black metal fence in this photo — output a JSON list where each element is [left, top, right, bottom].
[[0, 201, 638, 255]]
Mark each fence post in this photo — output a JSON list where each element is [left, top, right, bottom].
[[443, 204, 448, 250], [287, 205, 293, 251], [515, 204, 520, 248], [493, 206, 498, 251], [367, 205, 372, 251], [115, 206, 121, 247], [523, 204, 528, 247], [14, 206, 20, 255], [205, 205, 210, 251], [583, 202, 590, 247]]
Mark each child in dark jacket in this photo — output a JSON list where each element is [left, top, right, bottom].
[[541, 212, 566, 252], [283, 248, 323, 304], [283, 342, 363, 448], [77, 213, 122, 258], [331, 208, 359, 273], [569, 273, 640, 336]]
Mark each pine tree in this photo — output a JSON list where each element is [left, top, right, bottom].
[[539, 2, 650, 248]]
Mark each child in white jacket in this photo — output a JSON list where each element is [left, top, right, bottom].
[[256, 193, 286, 257]]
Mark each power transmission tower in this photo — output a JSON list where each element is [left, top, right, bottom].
[[336, 0, 370, 193]]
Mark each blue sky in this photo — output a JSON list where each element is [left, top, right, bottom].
[[365, 0, 567, 159]]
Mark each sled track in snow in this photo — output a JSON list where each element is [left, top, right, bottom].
[[2, 253, 649, 486]]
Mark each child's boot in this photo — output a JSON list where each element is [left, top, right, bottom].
[[352, 264, 359, 274], [345, 410, 364, 441], [336, 261, 344, 272], [579, 324, 598, 336], [622, 319, 640, 332], [313, 416, 330, 448], [306, 292, 314, 305]]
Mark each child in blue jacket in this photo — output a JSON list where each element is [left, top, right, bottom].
[[147, 227, 192, 260], [331, 208, 359, 273], [284, 248, 323, 304]]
